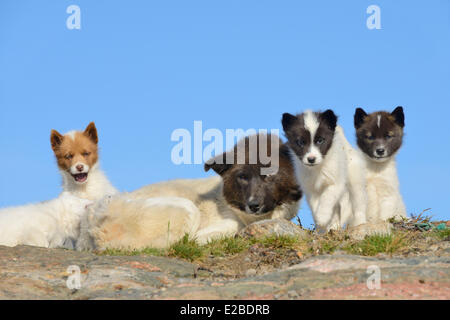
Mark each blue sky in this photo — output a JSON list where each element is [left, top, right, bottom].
[[0, 0, 449, 228]]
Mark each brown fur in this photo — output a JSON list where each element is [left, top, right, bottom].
[[354, 107, 404, 160], [50, 123, 99, 173], [205, 134, 302, 214]]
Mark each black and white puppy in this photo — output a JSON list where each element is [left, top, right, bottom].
[[282, 109, 367, 231], [354, 106, 407, 221]]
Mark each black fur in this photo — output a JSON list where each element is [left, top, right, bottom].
[[354, 107, 405, 160], [282, 110, 337, 165], [391, 106, 405, 128], [354, 108, 368, 129], [205, 134, 302, 215]]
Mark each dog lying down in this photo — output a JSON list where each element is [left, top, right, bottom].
[[77, 133, 302, 251], [0, 192, 92, 248]]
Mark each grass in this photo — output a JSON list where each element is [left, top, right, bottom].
[[168, 234, 204, 261], [101, 247, 164, 257], [430, 228, 450, 240], [98, 233, 304, 261], [204, 236, 251, 256], [343, 233, 410, 256], [165, 234, 302, 261], [97, 220, 447, 261]]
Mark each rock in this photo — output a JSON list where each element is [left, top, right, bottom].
[[287, 290, 299, 298], [238, 219, 309, 239], [245, 268, 257, 276], [348, 221, 393, 240], [0, 245, 449, 300]]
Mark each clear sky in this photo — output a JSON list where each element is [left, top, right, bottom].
[[1, 0, 449, 228]]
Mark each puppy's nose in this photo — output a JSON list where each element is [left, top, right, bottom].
[[76, 164, 84, 172], [307, 156, 316, 164], [376, 148, 385, 156], [247, 200, 261, 213]]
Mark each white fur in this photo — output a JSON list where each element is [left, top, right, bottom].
[[304, 111, 320, 137], [302, 112, 323, 165], [291, 122, 367, 232], [77, 175, 301, 251], [0, 130, 117, 248], [70, 162, 89, 175], [364, 154, 407, 221], [0, 192, 92, 248], [60, 162, 117, 201], [65, 130, 77, 140]]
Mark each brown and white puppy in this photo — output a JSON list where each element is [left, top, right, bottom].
[[51, 122, 117, 201], [354, 106, 407, 221], [282, 109, 367, 232], [0, 122, 117, 249], [76, 133, 302, 250]]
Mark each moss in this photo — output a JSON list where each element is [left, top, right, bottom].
[[343, 233, 410, 256]]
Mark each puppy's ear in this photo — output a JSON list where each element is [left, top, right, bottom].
[[391, 106, 405, 128], [354, 108, 368, 129], [50, 130, 63, 152], [320, 109, 337, 131], [204, 153, 233, 175], [282, 113, 298, 131], [84, 122, 98, 144], [289, 186, 302, 201]]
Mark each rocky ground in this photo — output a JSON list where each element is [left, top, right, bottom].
[[0, 219, 449, 300]]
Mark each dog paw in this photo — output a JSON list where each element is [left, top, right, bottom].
[[348, 221, 392, 240]]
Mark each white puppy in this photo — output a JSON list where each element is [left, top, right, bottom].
[[354, 107, 407, 221], [0, 192, 92, 248], [282, 109, 367, 231]]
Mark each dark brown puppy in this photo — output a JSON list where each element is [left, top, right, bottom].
[[205, 133, 302, 215], [353, 106, 407, 222], [77, 133, 304, 251], [354, 106, 404, 162]]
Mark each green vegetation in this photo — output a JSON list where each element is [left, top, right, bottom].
[[430, 227, 450, 240], [97, 220, 447, 262], [343, 233, 410, 256], [167, 234, 204, 261]]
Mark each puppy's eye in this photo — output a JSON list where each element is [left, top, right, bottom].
[[366, 135, 375, 141], [386, 133, 394, 139], [65, 154, 73, 160], [316, 137, 325, 145], [238, 174, 249, 182], [82, 152, 91, 157], [296, 138, 305, 147]]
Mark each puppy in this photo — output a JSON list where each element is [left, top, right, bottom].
[[76, 133, 302, 250], [0, 123, 116, 248], [354, 106, 407, 221], [282, 109, 367, 232], [0, 192, 92, 248], [50, 122, 117, 200]]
